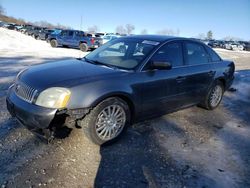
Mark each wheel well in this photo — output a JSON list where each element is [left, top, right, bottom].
[[96, 95, 135, 123], [218, 78, 226, 89], [79, 41, 87, 44]]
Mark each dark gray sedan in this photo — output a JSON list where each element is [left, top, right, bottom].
[[6, 35, 235, 145]]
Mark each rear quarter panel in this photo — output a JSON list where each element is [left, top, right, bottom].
[[212, 60, 235, 90]]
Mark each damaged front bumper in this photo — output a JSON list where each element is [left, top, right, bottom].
[[6, 86, 89, 141]]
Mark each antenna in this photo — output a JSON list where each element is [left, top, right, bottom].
[[78, 15, 83, 59], [80, 16, 83, 31]]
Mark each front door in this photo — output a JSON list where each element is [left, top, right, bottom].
[[141, 41, 187, 116]]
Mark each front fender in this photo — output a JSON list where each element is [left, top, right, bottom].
[[68, 81, 138, 109]]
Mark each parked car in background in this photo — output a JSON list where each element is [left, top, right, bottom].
[[224, 42, 244, 51], [6, 35, 235, 145], [102, 34, 120, 44], [232, 43, 244, 51], [0, 21, 6, 27], [3, 23, 16, 30], [200, 40, 209, 45], [243, 42, 250, 51], [20, 25, 33, 34], [32, 27, 47, 38], [37, 29, 57, 40], [31, 27, 47, 39], [25, 26, 44, 37], [46, 29, 62, 42], [14, 25, 24, 31], [208, 40, 220, 48], [238, 41, 250, 51], [49, 30, 102, 51]]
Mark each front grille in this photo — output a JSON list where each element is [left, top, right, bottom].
[[14, 82, 37, 103]]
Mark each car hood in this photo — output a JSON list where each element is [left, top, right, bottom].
[[19, 59, 124, 90]]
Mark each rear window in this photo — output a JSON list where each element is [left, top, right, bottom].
[[205, 46, 221, 62], [185, 42, 209, 65]]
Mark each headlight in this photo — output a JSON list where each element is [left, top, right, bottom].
[[35, 87, 71, 108]]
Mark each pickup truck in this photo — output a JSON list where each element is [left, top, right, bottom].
[[49, 30, 102, 52]]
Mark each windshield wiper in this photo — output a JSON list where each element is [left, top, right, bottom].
[[83, 57, 117, 69]]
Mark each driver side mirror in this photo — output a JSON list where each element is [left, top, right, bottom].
[[150, 60, 172, 70]]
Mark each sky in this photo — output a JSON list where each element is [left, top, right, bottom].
[[1, 0, 250, 40]]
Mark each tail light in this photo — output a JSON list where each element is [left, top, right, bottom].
[[91, 38, 95, 44]]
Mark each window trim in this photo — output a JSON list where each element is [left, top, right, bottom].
[[204, 45, 222, 62]]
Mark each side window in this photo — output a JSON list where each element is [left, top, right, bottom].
[[151, 42, 184, 67], [75, 31, 81, 37], [205, 46, 221, 62], [61, 31, 68, 36], [185, 42, 209, 65], [68, 31, 74, 37]]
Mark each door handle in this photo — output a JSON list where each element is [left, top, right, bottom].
[[208, 71, 214, 76], [176, 76, 186, 83]]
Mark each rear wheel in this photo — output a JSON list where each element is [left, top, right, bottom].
[[50, 39, 58, 48], [79, 43, 88, 52], [80, 97, 130, 145], [199, 81, 224, 110]]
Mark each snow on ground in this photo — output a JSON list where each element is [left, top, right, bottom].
[[0, 28, 250, 188], [0, 27, 88, 93]]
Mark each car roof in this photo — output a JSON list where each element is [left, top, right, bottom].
[[64, 29, 85, 32], [122, 35, 194, 43]]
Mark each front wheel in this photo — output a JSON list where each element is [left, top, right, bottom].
[[199, 81, 224, 110], [80, 97, 130, 145]]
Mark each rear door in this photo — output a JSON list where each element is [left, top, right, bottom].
[[182, 41, 214, 104], [57, 30, 68, 45], [64, 31, 74, 46], [67, 31, 81, 47]]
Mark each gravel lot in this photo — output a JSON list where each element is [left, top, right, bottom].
[[0, 28, 250, 188]]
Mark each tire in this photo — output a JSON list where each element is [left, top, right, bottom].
[[36, 35, 40, 40], [199, 81, 224, 110], [80, 97, 130, 145], [50, 39, 58, 48], [79, 43, 88, 52]]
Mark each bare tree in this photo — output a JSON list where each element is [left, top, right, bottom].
[[115, 25, 126, 35], [141, 29, 148, 34], [207, 30, 213, 40], [125, 24, 135, 35], [34, 21, 54, 28], [0, 4, 5, 15], [87, 25, 99, 33]]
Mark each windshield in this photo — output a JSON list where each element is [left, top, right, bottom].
[[85, 38, 158, 70], [52, 30, 61, 34]]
